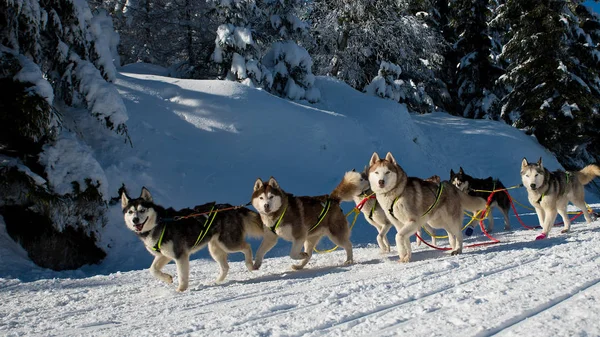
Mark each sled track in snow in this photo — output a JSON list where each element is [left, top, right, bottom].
[[476, 277, 600, 337], [291, 253, 544, 337]]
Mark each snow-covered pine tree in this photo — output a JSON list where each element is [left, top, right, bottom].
[[364, 61, 405, 102], [497, 0, 600, 168], [449, 0, 503, 119], [209, 0, 265, 85], [259, 0, 320, 102], [0, 0, 129, 270], [309, 0, 444, 112]]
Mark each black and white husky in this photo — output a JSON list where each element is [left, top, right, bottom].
[[121, 187, 264, 292], [450, 167, 511, 233]]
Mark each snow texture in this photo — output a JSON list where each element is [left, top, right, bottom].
[[1, 63, 599, 336], [1, 46, 54, 105], [38, 131, 108, 200], [71, 56, 128, 128]]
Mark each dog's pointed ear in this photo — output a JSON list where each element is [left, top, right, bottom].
[[537, 157, 543, 168], [450, 169, 455, 177], [121, 191, 129, 210], [360, 171, 368, 180], [385, 152, 397, 165], [268, 176, 280, 189], [351, 168, 356, 172], [370, 152, 380, 166], [140, 187, 153, 202], [459, 167, 464, 174], [253, 178, 264, 192], [521, 158, 529, 169]]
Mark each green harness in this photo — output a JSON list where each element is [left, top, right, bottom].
[[152, 205, 219, 253], [389, 183, 444, 219], [268, 198, 332, 235]]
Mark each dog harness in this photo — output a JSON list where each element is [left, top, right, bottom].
[[359, 192, 378, 220], [268, 199, 332, 235], [536, 171, 572, 204], [152, 205, 219, 252], [269, 205, 288, 234], [389, 182, 444, 219], [309, 198, 332, 232]]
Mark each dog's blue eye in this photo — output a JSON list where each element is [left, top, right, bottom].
[[139, 209, 146, 213]]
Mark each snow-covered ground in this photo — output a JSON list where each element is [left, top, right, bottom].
[[1, 64, 599, 336]]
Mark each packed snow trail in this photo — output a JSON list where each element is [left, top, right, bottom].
[[2, 220, 600, 336]]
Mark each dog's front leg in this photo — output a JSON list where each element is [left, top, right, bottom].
[[174, 254, 190, 292], [149, 255, 173, 284], [289, 238, 308, 260], [397, 220, 421, 262], [253, 230, 278, 270]]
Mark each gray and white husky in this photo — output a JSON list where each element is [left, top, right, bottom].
[[520, 158, 600, 240], [368, 152, 487, 262], [251, 177, 353, 270], [331, 170, 438, 252], [121, 187, 264, 291]]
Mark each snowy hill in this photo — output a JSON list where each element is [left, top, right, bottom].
[[1, 64, 599, 336]]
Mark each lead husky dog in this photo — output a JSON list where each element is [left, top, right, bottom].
[[251, 177, 353, 270], [450, 167, 511, 233], [520, 158, 600, 240], [121, 187, 264, 292], [331, 170, 438, 252], [368, 152, 487, 262]]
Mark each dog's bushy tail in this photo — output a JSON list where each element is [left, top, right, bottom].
[[576, 164, 600, 185], [457, 189, 488, 212], [329, 171, 364, 202]]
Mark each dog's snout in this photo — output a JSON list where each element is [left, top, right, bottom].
[[264, 204, 271, 212], [378, 179, 385, 186], [132, 217, 139, 224], [530, 183, 536, 189]]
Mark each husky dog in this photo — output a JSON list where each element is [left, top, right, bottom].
[[368, 152, 487, 262], [330, 170, 393, 252], [450, 167, 511, 233], [121, 187, 264, 291], [251, 177, 353, 270], [331, 170, 438, 252], [520, 158, 600, 240]]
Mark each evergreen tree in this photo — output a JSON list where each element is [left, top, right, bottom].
[[209, 0, 264, 84], [309, 0, 445, 112], [0, 0, 128, 269], [258, 0, 320, 101], [497, 0, 600, 168], [449, 0, 503, 119]]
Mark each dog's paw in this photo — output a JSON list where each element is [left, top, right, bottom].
[[450, 249, 462, 256], [291, 264, 305, 270], [560, 229, 570, 234], [252, 262, 262, 271], [535, 233, 547, 240], [176, 285, 188, 292], [399, 256, 411, 263], [343, 259, 354, 265], [504, 226, 511, 231], [162, 274, 174, 284], [291, 252, 309, 260]]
